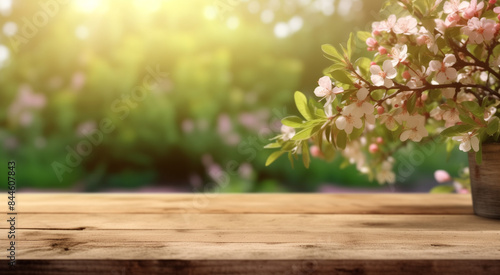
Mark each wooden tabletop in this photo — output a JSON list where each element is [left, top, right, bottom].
[[1, 194, 500, 274]]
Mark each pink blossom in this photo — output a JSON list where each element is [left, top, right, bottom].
[[428, 54, 457, 84], [336, 113, 363, 134], [393, 16, 418, 35], [313, 76, 344, 107], [366, 37, 378, 48], [452, 132, 480, 152], [390, 44, 408, 66], [462, 17, 496, 44], [463, 0, 484, 19], [372, 14, 397, 34], [443, 0, 469, 15], [434, 170, 452, 183], [370, 60, 397, 88], [399, 114, 428, 142]]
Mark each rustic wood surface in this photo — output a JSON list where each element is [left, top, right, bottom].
[[1, 194, 500, 275]]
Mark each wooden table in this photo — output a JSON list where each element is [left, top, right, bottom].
[[1, 194, 500, 274]]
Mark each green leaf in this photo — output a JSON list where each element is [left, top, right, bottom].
[[292, 125, 321, 141], [264, 143, 281, 149], [282, 116, 304, 128], [324, 63, 346, 74], [440, 124, 475, 137], [302, 142, 310, 168], [430, 185, 455, 194], [349, 122, 365, 140], [406, 92, 417, 115], [487, 117, 499, 136], [346, 32, 355, 59], [321, 44, 342, 61], [282, 141, 298, 152], [329, 70, 353, 85], [356, 31, 372, 43], [265, 151, 285, 166], [461, 101, 483, 118], [458, 114, 476, 126], [336, 130, 347, 150], [294, 91, 313, 121]]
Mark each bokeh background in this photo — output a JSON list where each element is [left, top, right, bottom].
[[0, 0, 467, 192]]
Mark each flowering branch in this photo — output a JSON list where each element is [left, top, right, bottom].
[[266, 0, 500, 185]]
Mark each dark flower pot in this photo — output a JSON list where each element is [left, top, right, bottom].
[[468, 143, 500, 219]]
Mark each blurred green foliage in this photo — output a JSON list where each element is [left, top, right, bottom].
[[0, 0, 466, 192]]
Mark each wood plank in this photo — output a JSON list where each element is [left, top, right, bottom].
[[1, 194, 496, 274], [1, 214, 499, 260], [2, 260, 500, 275], [10, 194, 473, 214], [1, 213, 499, 231]]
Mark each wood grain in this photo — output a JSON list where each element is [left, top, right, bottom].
[[10, 193, 473, 214], [1, 194, 498, 274]]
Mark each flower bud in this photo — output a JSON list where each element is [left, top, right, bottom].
[[378, 46, 387, 55], [366, 37, 378, 48], [402, 70, 411, 80], [421, 93, 428, 101], [310, 145, 322, 158], [489, 0, 496, 4], [377, 106, 385, 114], [434, 170, 452, 183], [369, 143, 379, 153], [370, 61, 377, 66], [376, 137, 384, 144], [416, 35, 427, 46]]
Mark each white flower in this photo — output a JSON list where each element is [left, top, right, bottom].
[[335, 112, 363, 135], [376, 161, 396, 184], [343, 88, 375, 117], [393, 16, 418, 35], [484, 106, 497, 121], [313, 76, 344, 107], [443, 0, 469, 14], [442, 88, 455, 99], [462, 17, 496, 44], [400, 114, 428, 142], [417, 27, 439, 54], [428, 54, 457, 84], [453, 132, 480, 152], [372, 14, 397, 34], [281, 125, 295, 141], [463, 0, 484, 19], [430, 106, 445, 120], [370, 60, 397, 88], [407, 66, 428, 89], [379, 113, 399, 130], [342, 141, 368, 173], [442, 107, 460, 127], [390, 44, 408, 66]]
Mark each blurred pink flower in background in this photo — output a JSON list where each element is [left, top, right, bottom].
[[181, 119, 195, 134], [8, 85, 47, 127], [434, 170, 452, 183], [71, 71, 86, 91], [238, 163, 253, 180], [76, 121, 97, 137], [217, 114, 232, 135], [238, 109, 270, 132]]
